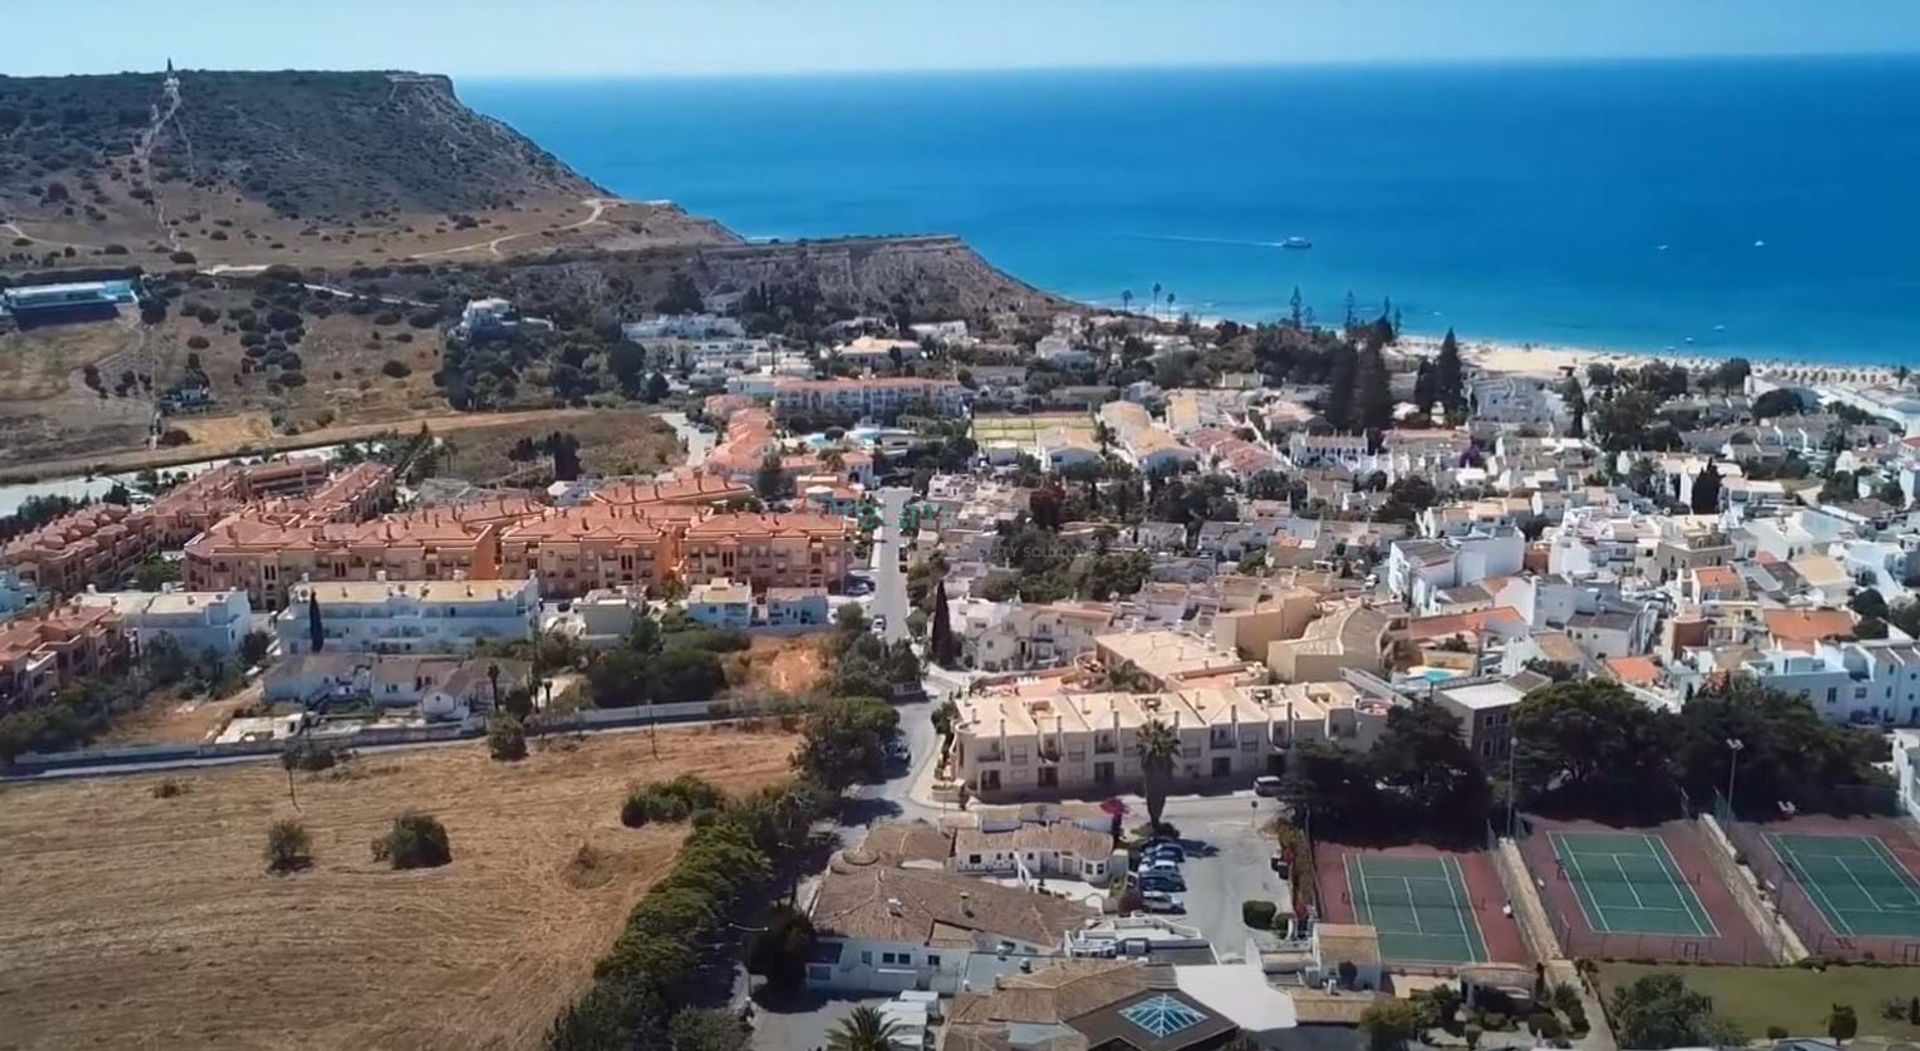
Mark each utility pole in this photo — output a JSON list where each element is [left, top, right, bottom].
[[1725, 738, 1745, 816]]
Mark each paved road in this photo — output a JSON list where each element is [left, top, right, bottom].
[[870, 488, 912, 645], [661, 411, 715, 468]]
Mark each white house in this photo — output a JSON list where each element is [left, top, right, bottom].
[[1386, 529, 1525, 613], [949, 821, 1119, 886], [806, 853, 1095, 993], [76, 587, 252, 657], [687, 577, 753, 629], [276, 577, 539, 655], [765, 586, 830, 627]]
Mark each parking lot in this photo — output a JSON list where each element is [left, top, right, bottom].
[[1143, 792, 1295, 954]]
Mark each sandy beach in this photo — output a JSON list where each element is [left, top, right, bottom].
[[1396, 334, 1904, 386]]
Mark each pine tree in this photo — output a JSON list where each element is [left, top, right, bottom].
[[1355, 344, 1394, 432], [929, 580, 959, 667], [1436, 328, 1466, 419], [1325, 344, 1358, 430]]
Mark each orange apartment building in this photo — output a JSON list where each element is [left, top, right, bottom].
[[680, 512, 854, 591], [1, 504, 156, 595], [1, 459, 394, 597], [0, 601, 127, 712], [498, 505, 679, 597], [184, 495, 539, 608]]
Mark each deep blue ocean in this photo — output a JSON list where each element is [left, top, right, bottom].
[[463, 58, 1920, 363]]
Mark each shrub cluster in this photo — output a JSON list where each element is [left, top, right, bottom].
[[620, 774, 726, 827], [546, 780, 827, 1049]]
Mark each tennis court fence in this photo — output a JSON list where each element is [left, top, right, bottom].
[[1513, 813, 1776, 964], [1714, 791, 1920, 962]]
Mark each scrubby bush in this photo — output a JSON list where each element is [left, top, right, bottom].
[[371, 813, 452, 869], [488, 712, 528, 762], [266, 819, 313, 874], [1242, 899, 1278, 929], [621, 775, 727, 827]]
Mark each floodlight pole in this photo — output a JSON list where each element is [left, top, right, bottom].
[[1725, 737, 1746, 817]]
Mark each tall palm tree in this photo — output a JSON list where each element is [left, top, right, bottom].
[[828, 1006, 901, 1051], [1137, 718, 1181, 832]]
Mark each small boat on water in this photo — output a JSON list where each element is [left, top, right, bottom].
[[1280, 236, 1312, 250]]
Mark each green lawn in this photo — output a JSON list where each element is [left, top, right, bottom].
[[1596, 962, 1920, 1040]]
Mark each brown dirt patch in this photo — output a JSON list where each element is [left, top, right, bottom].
[[0, 725, 795, 1051], [94, 682, 262, 747], [723, 633, 833, 696]]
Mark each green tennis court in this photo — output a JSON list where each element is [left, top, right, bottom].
[[1550, 831, 1717, 936], [1770, 833, 1920, 938], [1344, 854, 1489, 963]]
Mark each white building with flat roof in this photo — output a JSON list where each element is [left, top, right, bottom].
[[76, 587, 252, 657], [275, 577, 538, 655]]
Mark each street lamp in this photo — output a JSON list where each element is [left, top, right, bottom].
[[1725, 737, 1745, 816]]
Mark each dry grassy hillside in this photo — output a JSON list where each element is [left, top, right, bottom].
[[0, 70, 734, 272], [0, 726, 797, 1051]]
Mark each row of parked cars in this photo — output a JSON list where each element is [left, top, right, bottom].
[[1131, 838, 1186, 913]]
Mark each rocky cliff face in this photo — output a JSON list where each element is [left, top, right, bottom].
[[692, 236, 1070, 319]]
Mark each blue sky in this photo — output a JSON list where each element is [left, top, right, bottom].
[[8, 0, 1919, 78]]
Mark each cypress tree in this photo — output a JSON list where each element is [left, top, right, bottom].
[[1325, 344, 1358, 430], [929, 580, 959, 668], [1355, 344, 1394, 432], [1436, 327, 1466, 419], [307, 591, 324, 654]]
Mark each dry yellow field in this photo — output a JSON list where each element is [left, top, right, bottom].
[[0, 726, 796, 1051]]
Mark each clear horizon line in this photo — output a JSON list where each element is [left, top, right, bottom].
[[12, 48, 1920, 83], [452, 49, 1920, 82]]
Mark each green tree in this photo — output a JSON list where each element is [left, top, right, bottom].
[[755, 453, 789, 501], [372, 813, 452, 870], [827, 1007, 902, 1051], [1691, 460, 1723, 514], [307, 590, 324, 653], [1371, 700, 1491, 833], [1608, 973, 1740, 1049], [1137, 718, 1181, 831], [1513, 680, 1679, 815], [488, 711, 528, 761], [1361, 998, 1426, 1051], [746, 904, 817, 990], [265, 819, 312, 874], [1281, 739, 1379, 832], [671, 1009, 751, 1051], [793, 698, 900, 791], [1828, 1004, 1858, 1042], [1751, 387, 1805, 418], [1324, 344, 1358, 430], [1354, 343, 1394, 431], [928, 579, 959, 667], [1435, 328, 1466, 419]]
